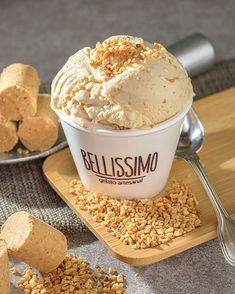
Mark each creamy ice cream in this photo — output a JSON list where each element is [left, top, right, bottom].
[[51, 35, 194, 129]]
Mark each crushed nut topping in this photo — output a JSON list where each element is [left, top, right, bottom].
[[57, 37, 165, 116], [90, 37, 163, 79], [17, 254, 126, 294], [70, 179, 201, 249]]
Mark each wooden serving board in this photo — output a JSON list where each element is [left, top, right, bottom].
[[43, 87, 235, 266]]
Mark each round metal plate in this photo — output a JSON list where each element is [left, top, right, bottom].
[[0, 82, 67, 165], [0, 125, 67, 165]]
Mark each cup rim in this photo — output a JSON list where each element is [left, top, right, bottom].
[[56, 97, 193, 137]]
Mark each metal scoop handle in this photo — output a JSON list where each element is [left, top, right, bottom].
[[167, 33, 215, 77]]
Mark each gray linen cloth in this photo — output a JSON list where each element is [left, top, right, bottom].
[[1, 60, 235, 233]]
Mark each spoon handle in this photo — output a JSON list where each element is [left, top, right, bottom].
[[186, 153, 229, 223], [187, 153, 235, 266]]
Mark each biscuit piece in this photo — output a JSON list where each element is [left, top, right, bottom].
[[0, 239, 10, 294], [0, 63, 40, 121], [1, 211, 67, 273], [0, 117, 18, 152], [18, 94, 59, 151]]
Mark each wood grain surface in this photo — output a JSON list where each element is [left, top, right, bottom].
[[43, 87, 235, 266]]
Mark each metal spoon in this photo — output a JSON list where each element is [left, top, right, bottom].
[[176, 107, 235, 266]]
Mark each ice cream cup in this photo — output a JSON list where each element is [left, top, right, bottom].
[[57, 98, 193, 199]]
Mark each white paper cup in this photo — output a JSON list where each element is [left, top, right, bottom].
[[57, 98, 192, 199]]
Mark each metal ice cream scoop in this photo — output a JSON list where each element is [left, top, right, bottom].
[[176, 108, 235, 266], [167, 33, 215, 76]]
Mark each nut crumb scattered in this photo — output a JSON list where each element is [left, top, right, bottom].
[[17, 254, 126, 293], [70, 179, 201, 249], [10, 266, 17, 275], [17, 147, 29, 155], [109, 267, 116, 274]]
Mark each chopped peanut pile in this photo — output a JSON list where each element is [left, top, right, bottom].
[[17, 254, 126, 294], [90, 37, 163, 79], [70, 180, 201, 249]]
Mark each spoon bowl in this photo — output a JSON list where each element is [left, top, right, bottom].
[[177, 108, 204, 156]]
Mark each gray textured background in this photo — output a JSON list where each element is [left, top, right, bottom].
[[0, 0, 235, 81], [1, 0, 235, 293]]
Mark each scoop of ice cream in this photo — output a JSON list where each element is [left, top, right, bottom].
[[51, 35, 194, 129]]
